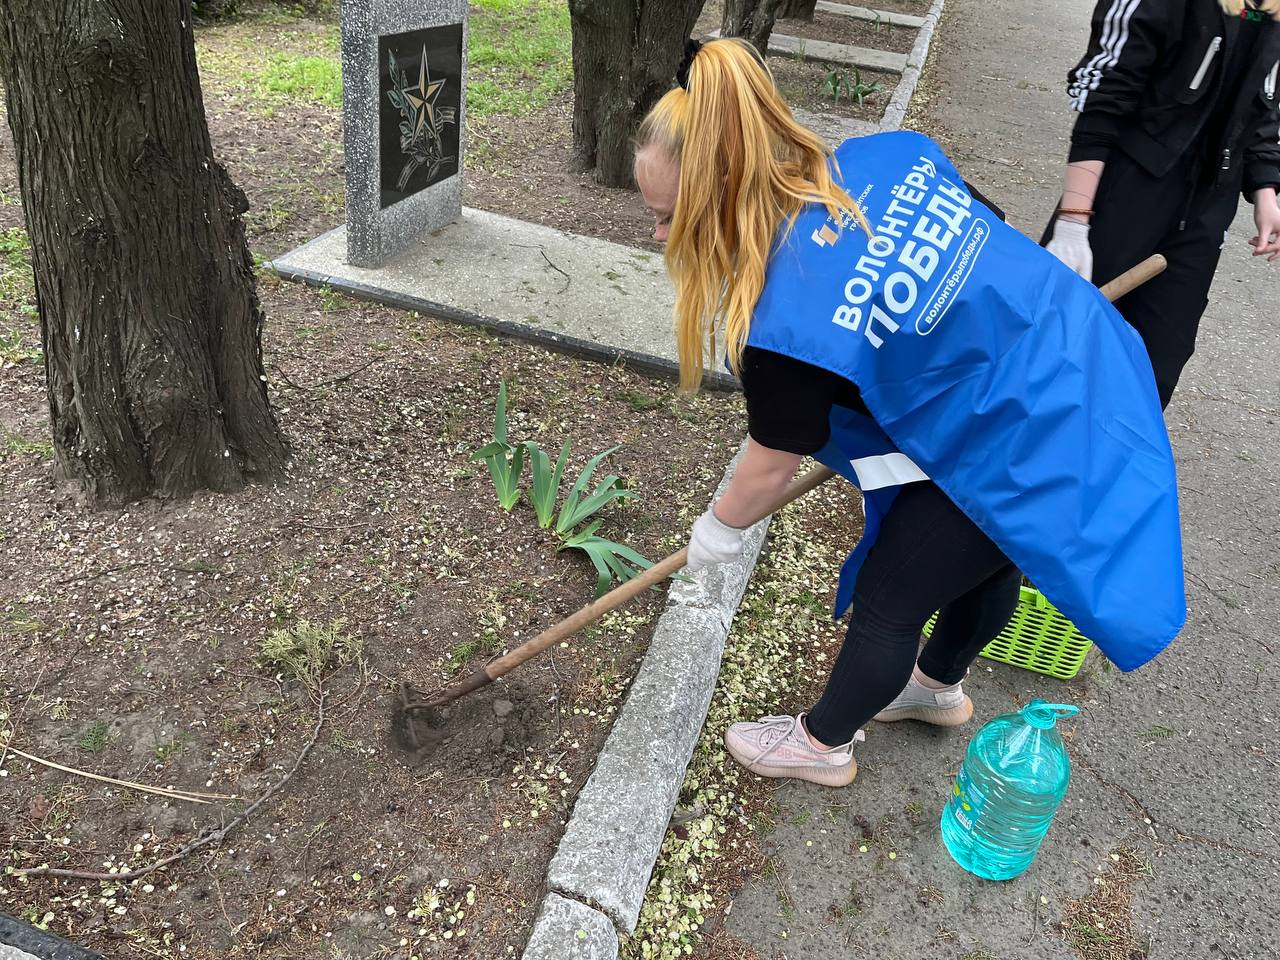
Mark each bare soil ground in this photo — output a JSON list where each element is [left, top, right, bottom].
[[774, 10, 919, 54], [692, 8, 900, 123], [824, 0, 934, 16], [468, 97, 663, 251], [770, 58, 899, 122], [0, 7, 745, 959], [0, 2, 922, 954]]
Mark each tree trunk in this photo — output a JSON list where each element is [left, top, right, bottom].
[[0, 0, 287, 506], [777, 0, 818, 21], [722, 0, 784, 54], [569, 0, 706, 188]]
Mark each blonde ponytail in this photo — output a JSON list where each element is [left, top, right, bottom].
[[1218, 0, 1280, 18], [636, 39, 870, 391]]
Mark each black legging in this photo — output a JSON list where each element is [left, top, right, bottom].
[[805, 481, 1020, 746]]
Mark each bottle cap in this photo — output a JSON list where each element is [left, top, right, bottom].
[[1021, 699, 1080, 729]]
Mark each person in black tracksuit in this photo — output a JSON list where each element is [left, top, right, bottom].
[[1043, 0, 1280, 408]]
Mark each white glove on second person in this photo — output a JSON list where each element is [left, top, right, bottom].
[[686, 508, 746, 573], [1045, 218, 1093, 282]]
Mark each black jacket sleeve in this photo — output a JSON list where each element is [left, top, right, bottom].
[[1065, 0, 1182, 154], [1243, 64, 1280, 199]]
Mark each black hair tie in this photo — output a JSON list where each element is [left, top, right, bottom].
[[675, 38, 703, 90]]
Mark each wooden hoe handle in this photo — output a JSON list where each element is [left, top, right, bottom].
[[430, 463, 836, 706], [412, 253, 1169, 709], [1099, 254, 1167, 303]]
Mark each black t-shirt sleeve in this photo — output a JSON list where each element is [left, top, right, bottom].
[[740, 346, 869, 456]]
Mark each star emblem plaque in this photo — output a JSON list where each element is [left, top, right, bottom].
[[378, 24, 463, 208]]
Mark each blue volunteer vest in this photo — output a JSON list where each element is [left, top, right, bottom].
[[747, 131, 1184, 671]]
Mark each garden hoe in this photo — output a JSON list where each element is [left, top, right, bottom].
[[389, 254, 1167, 756]]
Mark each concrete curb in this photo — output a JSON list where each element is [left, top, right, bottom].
[[879, 0, 947, 132], [816, 1, 926, 28], [522, 4, 951, 955], [521, 445, 771, 956], [762, 32, 908, 74], [522, 894, 619, 959], [0, 913, 103, 960]]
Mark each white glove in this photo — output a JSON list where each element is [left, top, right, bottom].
[[686, 508, 746, 572], [1045, 218, 1093, 282]]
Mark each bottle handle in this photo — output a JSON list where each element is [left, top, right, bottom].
[[1023, 701, 1080, 728]]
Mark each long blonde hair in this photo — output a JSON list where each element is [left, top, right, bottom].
[[1219, 0, 1280, 17], [636, 39, 869, 390]]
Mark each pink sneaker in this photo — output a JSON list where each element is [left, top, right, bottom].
[[873, 676, 973, 726], [723, 714, 863, 787]]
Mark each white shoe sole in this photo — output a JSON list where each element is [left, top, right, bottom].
[[874, 695, 974, 727], [723, 734, 859, 787]]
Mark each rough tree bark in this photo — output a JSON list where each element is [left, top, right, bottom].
[[722, 0, 785, 54], [777, 0, 818, 21], [0, 0, 287, 506], [721, 0, 788, 53], [569, 0, 706, 188]]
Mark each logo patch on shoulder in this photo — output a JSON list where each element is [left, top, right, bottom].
[[812, 224, 840, 247]]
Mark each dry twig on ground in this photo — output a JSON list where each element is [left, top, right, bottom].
[[11, 689, 327, 883]]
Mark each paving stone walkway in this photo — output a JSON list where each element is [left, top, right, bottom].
[[723, 1, 1280, 957]]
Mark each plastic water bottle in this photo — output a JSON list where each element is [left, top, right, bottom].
[[940, 700, 1079, 880]]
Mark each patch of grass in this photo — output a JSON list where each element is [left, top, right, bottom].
[[294, 321, 336, 341], [245, 197, 297, 233], [328, 726, 359, 751], [446, 628, 502, 674], [155, 733, 189, 763], [78, 720, 109, 754], [1061, 848, 1147, 960], [317, 283, 349, 314], [46, 784, 86, 831], [0, 227, 35, 306], [259, 617, 363, 694], [0, 226, 30, 265], [318, 189, 345, 218], [194, 12, 342, 115], [0, 329, 43, 366], [259, 52, 343, 107], [841, 881, 865, 917], [751, 797, 780, 834], [446, 637, 483, 673], [468, 0, 571, 119], [2, 429, 54, 461], [1069, 921, 1117, 946], [615, 388, 667, 413], [2, 605, 46, 635]]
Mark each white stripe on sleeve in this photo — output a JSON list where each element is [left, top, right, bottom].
[[1068, 0, 1144, 112]]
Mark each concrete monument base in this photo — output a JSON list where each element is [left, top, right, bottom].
[[269, 206, 735, 388]]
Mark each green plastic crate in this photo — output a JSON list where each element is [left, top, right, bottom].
[[923, 585, 1093, 681]]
